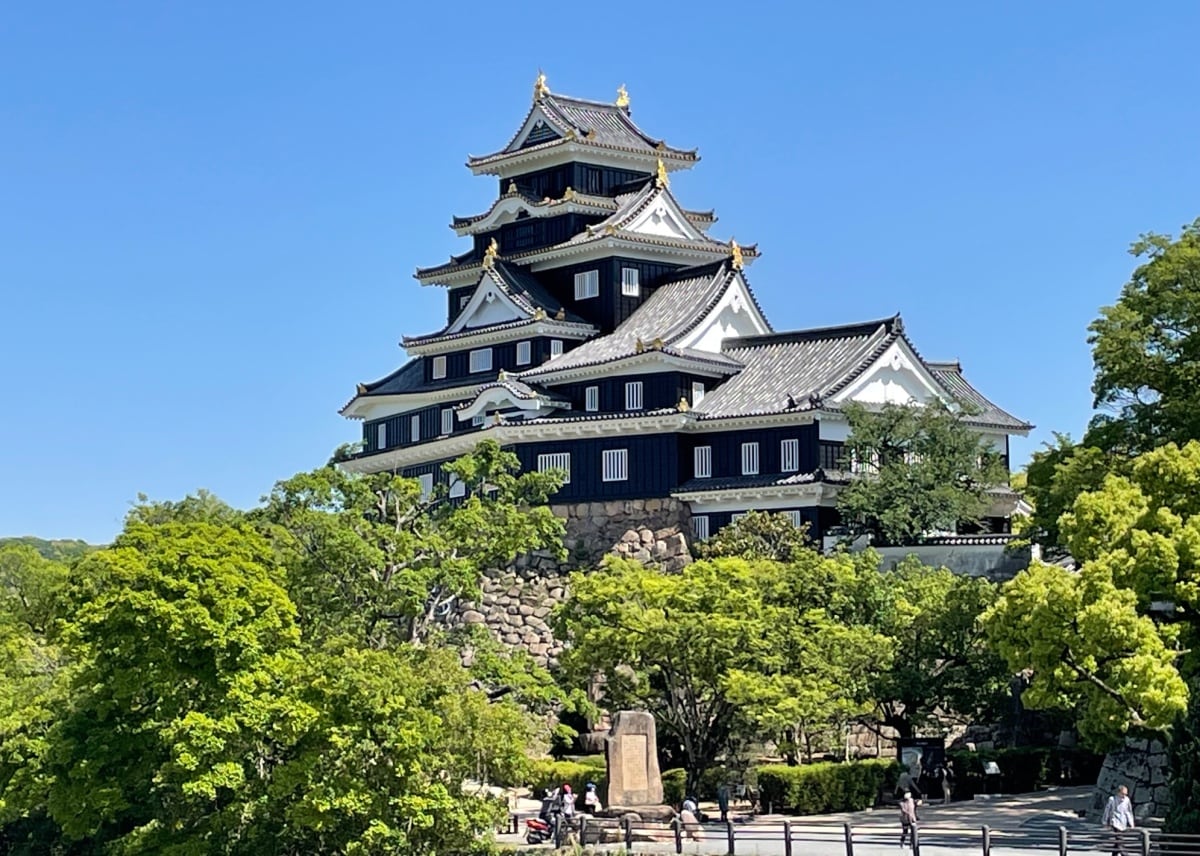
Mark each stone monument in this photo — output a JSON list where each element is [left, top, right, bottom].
[[603, 710, 672, 820]]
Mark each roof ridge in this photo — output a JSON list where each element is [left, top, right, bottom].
[[726, 316, 900, 350]]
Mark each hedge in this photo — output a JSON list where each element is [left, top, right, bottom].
[[757, 759, 896, 814], [525, 758, 607, 807]]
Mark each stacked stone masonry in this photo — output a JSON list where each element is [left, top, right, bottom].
[[447, 498, 693, 667], [1090, 737, 1170, 821]]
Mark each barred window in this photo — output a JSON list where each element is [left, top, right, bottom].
[[602, 449, 628, 482], [574, 269, 599, 300], [537, 452, 571, 484], [741, 442, 759, 475], [781, 439, 799, 473], [693, 515, 710, 540], [625, 381, 644, 411], [694, 445, 712, 478]]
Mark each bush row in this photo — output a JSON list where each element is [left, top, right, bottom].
[[523, 756, 607, 804], [757, 759, 896, 815]]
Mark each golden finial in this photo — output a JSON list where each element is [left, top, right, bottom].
[[678, 397, 690, 412], [655, 158, 669, 189], [564, 128, 577, 141], [356, 383, 367, 395], [562, 186, 576, 201], [482, 237, 499, 270], [655, 140, 666, 151], [533, 307, 547, 320], [604, 223, 618, 236], [533, 70, 549, 101], [585, 128, 596, 141], [616, 84, 630, 109], [729, 239, 744, 271], [507, 180, 518, 195], [555, 307, 565, 321], [652, 337, 664, 350], [498, 369, 508, 381], [635, 338, 645, 354]]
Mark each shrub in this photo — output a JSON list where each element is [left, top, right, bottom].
[[757, 759, 895, 814], [526, 759, 607, 808], [662, 769, 687, 805]]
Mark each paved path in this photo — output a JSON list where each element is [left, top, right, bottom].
[[497, 786, 1132, 854]]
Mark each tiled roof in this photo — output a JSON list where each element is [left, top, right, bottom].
[[403, 261, 590, 346], [927, 362, 1032, 431], [516, 406, 682, 425], [458, 378, 570, 410], [694, 318, 902, 419], [520, 261, 751, 378], [468, 93, 698, 167], [675, 470, 850, 494], [451, 189, 616, 231]]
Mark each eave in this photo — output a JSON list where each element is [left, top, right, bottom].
[[520, 348, 741, 385], [402, 319, 597, 356], [340, 383, 481, 420], [451, 189, 618, 237], [672, 481, 842, 507], [466, 137, 698, 177]]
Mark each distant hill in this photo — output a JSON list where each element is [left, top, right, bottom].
[[0, 536, 100, 561]]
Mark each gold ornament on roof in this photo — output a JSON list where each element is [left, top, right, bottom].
[[562, 186, 576, 201], [652, 337, 664, 350], [498, 369, 508, 381], [585, 128, 596, 141], [555, 307, 565, 321], [678, 397, 690, 412], [507, 180, 518, 195], [482, 237, 499, 270], [533, 70, 549, 101], [604, 224, 618, 236], [729, 239, 744, 271], [533, 307, 546, 320], [655, 158, 669, 189], [356, 383, 367, 395], [635, 338, 645, 354], [616, 84, 630, 109]]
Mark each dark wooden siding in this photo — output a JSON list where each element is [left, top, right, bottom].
[[447, 286, 474, 324], [475, 214, 605, 257], [424, 337, 568, 385], [550, 372, 711, 414], [362, 400, 478, 452], [514, 435, 678, 502], [680, 424, 819, 480], [500, 165, 650, 200]]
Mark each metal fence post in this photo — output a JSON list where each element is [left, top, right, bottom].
[[982, 825, 991, 856], [783, 820, 793, 856], [579, 815, 587, 846], [1139, 828, 1151, 856], [726, 819, 736, 855], [912, 823, 921, 856], [673, 816, 682, 854], [1058, 825, 1068, 856], [623, 815, 632, 851], [843, 822, 855, 856]]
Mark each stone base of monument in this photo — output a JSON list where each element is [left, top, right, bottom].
[[599, 804, 676, 822]]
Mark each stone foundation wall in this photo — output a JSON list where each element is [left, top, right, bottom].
[[1089, 737, 1170, 822], [445, 498, 694, 667]]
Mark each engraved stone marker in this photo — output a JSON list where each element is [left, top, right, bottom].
[[605, 710, 662, 807]]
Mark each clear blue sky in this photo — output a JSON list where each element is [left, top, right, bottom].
[[3, 3, 1199, 544]]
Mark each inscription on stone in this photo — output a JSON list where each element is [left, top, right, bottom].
[[620, 734, 648, 791]]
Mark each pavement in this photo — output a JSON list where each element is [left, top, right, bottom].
[[496, 786, 1138, 855]]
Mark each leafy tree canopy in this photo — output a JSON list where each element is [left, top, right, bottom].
[[260, 439, 565, 647], [1088, 218, 1200, 455], [836, 401, 1008, 546], [696, 510, 811, 562]]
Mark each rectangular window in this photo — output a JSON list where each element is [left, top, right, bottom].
[[818, 441, 844, 471], [516, 341, 531, 365], [781, 438, 799, 473], [621, 267, 640, 296], [441, 408, 454, 437], [692, 381, 706, 407], [417, 473, 434, 500], [459, 295, 471, 310], [469, 348, 493, 373], [602, 449, 628, 482], [431, 355, 447, 379], [585, 386, 599, 412], [786, 510, 804, 529], [625, 381, 643, 411], [731, 512, 746, 523], [410, 414, 421, 443], [694, 445, 712, 478], [693, 515, 710, 541], [537, 452, 571, 484], [376, 424, 387, 450], [449, 475, 465, 498], [741, 442, 759, 475], [472, 414, 485, 427], [550, 339, 563, 358], [574, 269, 599, 300]]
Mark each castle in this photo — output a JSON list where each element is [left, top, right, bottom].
[[339, 75, 1029, 543]]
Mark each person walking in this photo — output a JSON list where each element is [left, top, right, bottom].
[[938, 760, 955, 805], [899, 790, 919, 849], [1100, 785, 1135, 856]]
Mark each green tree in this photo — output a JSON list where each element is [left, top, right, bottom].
[[261, 440, 565, 647], [696, 509, 811, 562], [1087, 218, 1200, 455], [836, 402, 1009, 546], [870, 560, 1010, 739], [555, 555, 891, 792], [1022, 434, 1116, 549]]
